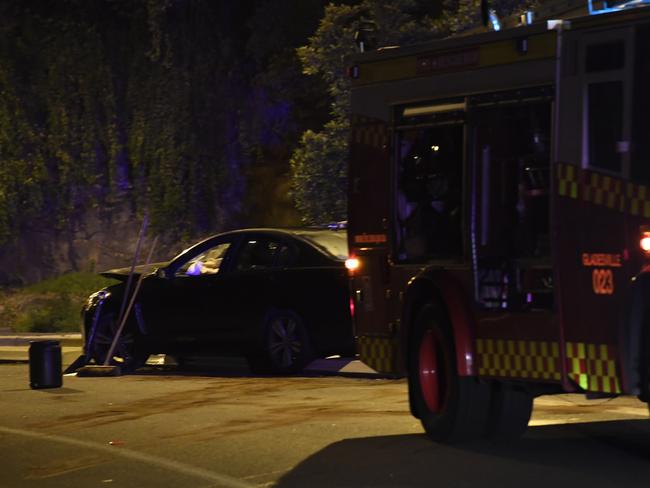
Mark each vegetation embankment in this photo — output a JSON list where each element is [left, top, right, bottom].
[[0, 272, 117, 333]]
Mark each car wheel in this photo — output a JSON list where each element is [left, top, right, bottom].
[[408, 304, 490, 443], [485, 383, 533, 440], [258, 309, 313, 374], [87, 310, 149, 373]]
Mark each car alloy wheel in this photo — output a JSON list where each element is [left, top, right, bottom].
[[262, 309, 313, 374], [269, 315, 302, 369]]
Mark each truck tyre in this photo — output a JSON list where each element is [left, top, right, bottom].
[[485, 383, 533, 440], [87, 310, 149, 373], [408, 304, 490, 442]]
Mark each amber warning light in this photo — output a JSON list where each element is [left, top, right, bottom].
[[641, 231, 650, 253], [345, 257, 360, 272]]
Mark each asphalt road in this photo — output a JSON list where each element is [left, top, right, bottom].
[[1, 362, 650, 488]]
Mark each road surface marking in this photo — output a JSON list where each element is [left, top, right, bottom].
[[0, 425, 253, 488]]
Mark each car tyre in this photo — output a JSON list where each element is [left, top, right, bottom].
[[408, 304, 490, 443], [87, 310, 149, 373], [250, 309, 314, 374]]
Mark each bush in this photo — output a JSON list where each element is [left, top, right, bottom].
[[14, 294, 76, 333], [0, 272, 117, 333]]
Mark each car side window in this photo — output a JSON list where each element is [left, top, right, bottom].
[[234, 239, 289, 271], [275, 243, 296, 267], [176, 242, 231, 277]]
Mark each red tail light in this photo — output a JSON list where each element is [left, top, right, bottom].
[[349, 296, 355, 318]]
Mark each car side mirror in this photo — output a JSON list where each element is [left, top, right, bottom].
[[156, 267, 169, 279]]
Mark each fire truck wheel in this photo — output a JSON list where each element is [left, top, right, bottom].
[[409, 304, 490, 443], [485, 383, 533, 440], [253, 309, 314, 374]]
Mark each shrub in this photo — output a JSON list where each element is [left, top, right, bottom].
[[0, 272, 117, 333]]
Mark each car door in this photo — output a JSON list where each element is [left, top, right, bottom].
[[141, 236, 238, 350], [213, 235, 293, 344]]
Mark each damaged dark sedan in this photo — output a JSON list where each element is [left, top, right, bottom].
[[82, 227, 354, 374]]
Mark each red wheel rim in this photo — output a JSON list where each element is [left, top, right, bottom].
[[418, 329, 446, 413]]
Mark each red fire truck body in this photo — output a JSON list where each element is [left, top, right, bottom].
[[348, 4, 650, 440]]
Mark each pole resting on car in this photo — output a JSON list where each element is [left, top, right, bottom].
[[77, 216, 153, 377]]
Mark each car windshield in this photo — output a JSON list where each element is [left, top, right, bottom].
[[295, 230, 348, 260]]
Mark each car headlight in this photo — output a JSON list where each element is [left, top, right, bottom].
[[81, 289, 112, 346], [84, 289, 111, 312]]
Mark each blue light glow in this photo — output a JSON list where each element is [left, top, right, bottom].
[[187, 261, 203, 276], [489, 9, 501, 31]]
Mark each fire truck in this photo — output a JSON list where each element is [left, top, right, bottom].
[[347, 0, 650, 441]]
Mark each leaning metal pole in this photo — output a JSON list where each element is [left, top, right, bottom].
[[102, 214, 148, 366]]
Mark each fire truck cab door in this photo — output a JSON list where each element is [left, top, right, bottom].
[[470, 90, 554, 312]]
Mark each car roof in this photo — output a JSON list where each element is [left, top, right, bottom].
[[175, 227, 347, 262], [221, 226, 345, 236], [223, 227, 348, 260]]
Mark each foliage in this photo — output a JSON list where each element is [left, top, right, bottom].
[[24, 271, 117, 295], [290, 120, 348, 223], [297, 1, 444, 122], [0, 0, 542, 261], [290, 0, 537, 223], [0, 1, 328, 249], [1, 272, 117, 333], [241, 0, 329, 226], [14, 294, 77, 333]]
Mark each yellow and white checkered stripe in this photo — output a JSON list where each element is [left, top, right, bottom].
[[582, 172, 625, 211], [358, 335, 398, 374], [557, 162, 650, 217], [626, 182, 650, 218], [351, 116, 389, 149], [565, 341, 621, 393], [477, 339, 562, 381], [477, 338, 622, 393], [557, 163, 579, 200]]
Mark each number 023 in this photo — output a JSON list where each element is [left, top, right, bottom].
[[592, 268, 614, 295]]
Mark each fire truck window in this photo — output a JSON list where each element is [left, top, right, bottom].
[[587, 81, 623, 173], [632, 24, 650, 184], [474, 102, 551, 259], [472, 100, 552, 310], [395, 124, 463, 261]]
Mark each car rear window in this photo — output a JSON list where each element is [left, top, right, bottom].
[[295, 231, 348, 260]]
